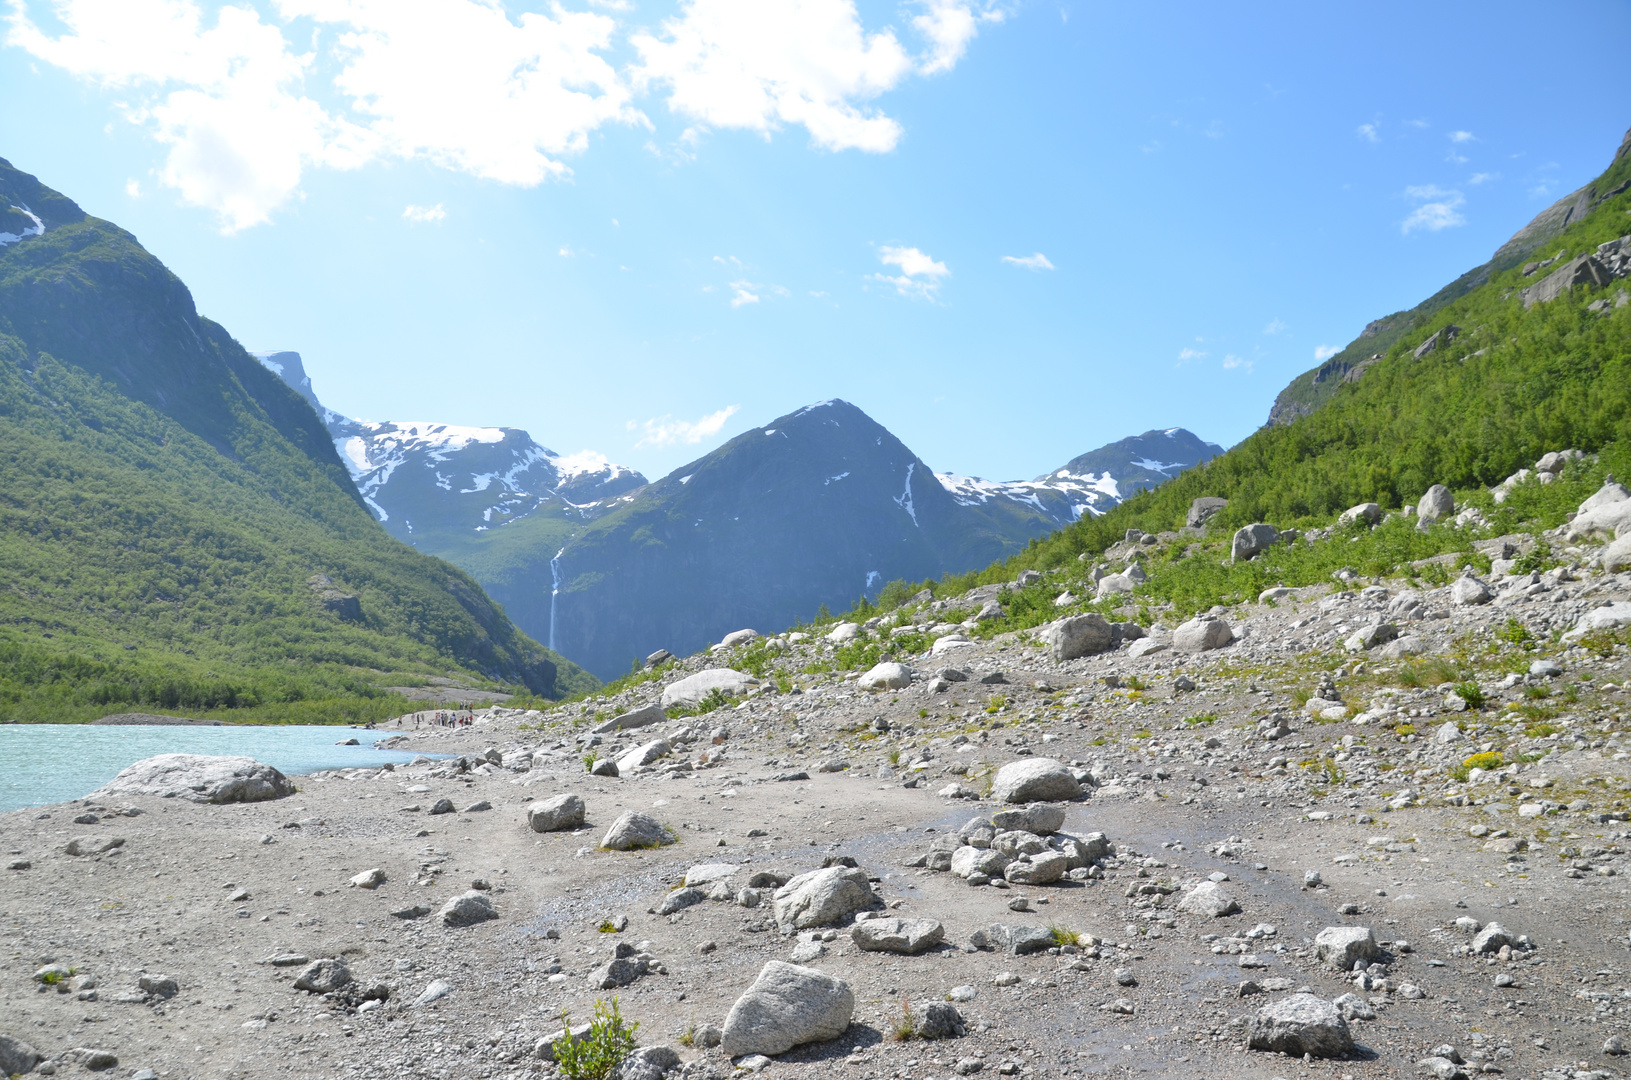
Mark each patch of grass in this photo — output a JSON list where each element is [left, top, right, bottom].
[[889, 998, 918, 1042], [1523, 684, 1551, 700], [1518, 704, 1558, 723], [1183, 713, 1218, 726], [596, 920, 621, 933], [554, 999, 639, 1080], [1394, 724, 1416, 738], [1525, 722, 1562, 739], [1450, 751, 1503, 781], [1496, 618, 1534, 647], [1050, 925, 1083, 947], [677, 1026, 695, 1049], [1454, 682, 1487, 709], [985, 695, 1006, 715], [582, 753, 597, 772], [1125, 675, 1150, 692], [665, 687, 732, 720]]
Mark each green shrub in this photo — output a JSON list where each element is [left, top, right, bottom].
[[554, 999, 639, 1080]]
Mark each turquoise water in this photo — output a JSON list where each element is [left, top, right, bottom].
[[0, 725, 434, 813]]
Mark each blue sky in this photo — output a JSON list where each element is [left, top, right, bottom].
[[3, 0, 1628, 483]]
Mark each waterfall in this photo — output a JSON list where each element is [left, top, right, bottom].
[[548, 547, 565, 652]]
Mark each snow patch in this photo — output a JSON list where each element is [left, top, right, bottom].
[[825, 472, 850, 485], [0, 204, 45, 247], [678, 474, 693, 485], [1130, 457, 1186, 476], [895, 462, 919, 527]]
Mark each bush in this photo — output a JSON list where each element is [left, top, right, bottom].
[[1453, 682, 1487, 709], [1450, 751, 1503, 781], [554, 999, 639, 1080]]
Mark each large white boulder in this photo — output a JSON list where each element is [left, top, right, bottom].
[[1176, 880, 1241, 918], [857, 662, 912, 690], [1231, 523, 1279, 561], [1314, 925, 1377, 970], [772, 866, 873, 931], [1417, 485, 1455, 524], [90, 754, 294, 804], [990, 758, 1082, 803], [660, 669, 759, 708], [1039, 614, 1113, 661], [601, 811, 676, 851], [615, 739, 670, 773], [590, 703, 665, 734], [850, 917, 945, 955], [1247, 994, 1353, 1058], [826, 622, 861, 643], [720, 962, 854, 1057], [527, 793, 585, 832], [1563, 602, 1631, 643], [1173, 617, 1233, 653], [1565, 481, 1631, 540]]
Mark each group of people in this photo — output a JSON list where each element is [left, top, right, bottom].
[[402, 708, 475, 729]]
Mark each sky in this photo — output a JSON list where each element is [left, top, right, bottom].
[[2, 0, 1629, 485]]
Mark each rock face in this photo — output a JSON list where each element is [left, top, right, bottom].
[[660, 669, 758, 708], [1173, 618, 1233, 653], [772, 866, 873, 931], [850, 917, 945, 955], [528, 793, 587, 833], [1231, 523, 1278, 562], [294, 958, 352, 993], [440, 891, 498, 928], [720, 961, 855, 1057], [990, 758, 1082, 804], [602, 812, 676, 851], [90, 754, 294, 804], [0, 1033, 42, 1076], [1187, 497, 1228, 528], [1417, 485, 1455, 524], [1038, 614, 1114, 661], [1247, 993, 1354, 1058], [1314, 925, 1377, 970], [857, 662, 912, 690], [1176, 880, 1241, 918]]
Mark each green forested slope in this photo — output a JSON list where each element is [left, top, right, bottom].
[[962, 125, 1631, 581], [0, 158, 595, 721]]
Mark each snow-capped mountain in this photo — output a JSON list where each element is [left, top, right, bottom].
[[252, 351, 646, 548]]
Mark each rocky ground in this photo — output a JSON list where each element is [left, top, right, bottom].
[[6, 490, 1631, 1080]]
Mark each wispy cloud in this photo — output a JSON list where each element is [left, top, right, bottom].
[[1177, 347, 1207, 361], [871, 244, 950, 300], [1448, 130, 1475, 143], [403, 203, 446, 224], [1263, 317, 1286, 335], [1357, 122, 1380, 143], [1469, 172, 1498, 185], [1401, 184, 1466, 233], [631, 405, 741, 449], [1000, 252, 1054, 271], [1222, 354, 1252, 372], [1314, 344, 1340, 361]]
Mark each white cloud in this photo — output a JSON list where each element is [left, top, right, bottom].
[[1314, 344, 1340, 361], [1263, 317, 1286, 335], [914, 0, 1005, 75], [558, 245, 575, 257], [1000, 252, 1054, 271], [1448, 130, 1474, 143], [402, 202, 444, 224], [1356, 122, 1380, 143], [1177, 347, 1206, 361], [872, 244, 949, 299], [632, 0, 997, 153], [729, 281, 759, 306], [1222, 353, 1251, 372], [1469, 171, 1497, 185], [1401, 184, 1466, 233], [632, 405, 741, 449], [124, 177, 141, 197]]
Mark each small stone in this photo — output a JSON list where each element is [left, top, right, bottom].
[[427, 798, 456, 815], [412, 979, 454, 1007], [293, 958, 352, 994], [349, 867, 385, 889], [1114, 968, 1136, 986]]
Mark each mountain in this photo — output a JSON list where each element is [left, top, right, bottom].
[[0, 157, 593, 721], [992, 123, 1631, 569], [254, 355, 1221, 679], [1266, 126, 1631, 427]]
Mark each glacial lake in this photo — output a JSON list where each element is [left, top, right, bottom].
[[0, 725, 434, 813]]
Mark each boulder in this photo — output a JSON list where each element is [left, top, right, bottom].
[[913, 1001, 966, 1040], [1378, 635, 1430, 659], [349, 867, 386, 889], [1127, 635, 1169, 659], [0, 1034, 41, 1077], [858, 662, 912, 691], [590, 758, 619, 777], [1231, 523, 1279, 562], [1342, 622, 1398, 652], [1095, 574, 1136, 598], [1563, 480, 1631, 541], [657, 887, 708, 916], [1564, 601, 1631, 642], [1176, 880, 1241, 918], [1038, 614, 1114, 661], [683, 862, 740, 887], [614, 1046, 683, 1080], [968, 924, 1054, 955], [1450, 573, 1493, 606], [1522, 253, 1612, 308], [89, 753, 294, 804], [440, 891, 498, 928], [950, 846, 1012, 879], [615, 740, 671, 773], [988, 804, 1066, 835], [772, 866, 873, 930], [826, 622, 861, 643], [1314, 925, 1377, 970], [1187, 497, 1228, 528], [1338, 503, 1382, 527], [1173, 617, 1233, 653], [719, 629, 759, 649], [591, 704, 666, 734], [720, 962, 854, 1057], [1417, 485, 1455, 525], [528, 793, 586, 833], [660, 669, 758, 708], [1003, 851, 1070, 885], [1603, 535, 1631, 574], [294, 958, 352, 993], [850, 917, 945, 955], [1247, 994, 1354, 1058], [644, 649, 674, 670], [990, 758, 1082, 804], [601, 812, 676, 851], [990, 830, 1048, 856], [1472, 922, 1512, 955]]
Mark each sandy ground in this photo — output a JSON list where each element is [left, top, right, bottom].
[[5, 556, 1631, 1080]]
